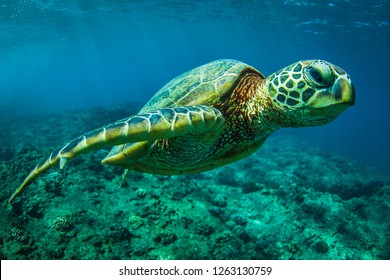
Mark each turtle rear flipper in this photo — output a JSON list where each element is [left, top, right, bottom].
[[8, 105, 224, 203]]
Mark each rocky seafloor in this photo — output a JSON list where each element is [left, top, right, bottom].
[[1, 103, 389, 260]]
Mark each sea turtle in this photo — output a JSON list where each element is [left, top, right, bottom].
[[8, 59, 355, 203]]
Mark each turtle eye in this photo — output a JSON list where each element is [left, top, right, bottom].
[[308, 67, 323, 84], [304, 62, 335, 88]]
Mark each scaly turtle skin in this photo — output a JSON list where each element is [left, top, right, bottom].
[[9, 59, 355, 202]]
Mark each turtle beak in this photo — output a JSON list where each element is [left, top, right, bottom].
[[307, 77, 355, 109], [332, 77, 355, 106]]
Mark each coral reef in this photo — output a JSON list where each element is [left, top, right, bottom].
[[1, 103, 390, 260]]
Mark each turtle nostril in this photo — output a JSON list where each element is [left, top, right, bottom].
[[350, 83, 356, 105], [333, 78, 355, 105], [334, 82, 343, 101]]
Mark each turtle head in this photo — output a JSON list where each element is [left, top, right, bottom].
[[266, 60, 355, 127]]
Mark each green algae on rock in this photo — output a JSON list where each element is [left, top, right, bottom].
[[1, 104, 390, 260]]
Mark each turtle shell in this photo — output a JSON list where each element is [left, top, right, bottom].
[[105, 59, 264, 162], [140, 59, 264, 113]]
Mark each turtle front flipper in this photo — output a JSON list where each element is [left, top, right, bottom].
[[9, 105, 224, 203]]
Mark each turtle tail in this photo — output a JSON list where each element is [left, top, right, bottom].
[[9, 105, 224, 203]]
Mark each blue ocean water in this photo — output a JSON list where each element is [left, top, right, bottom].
[[0, 0, 389, 173]]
